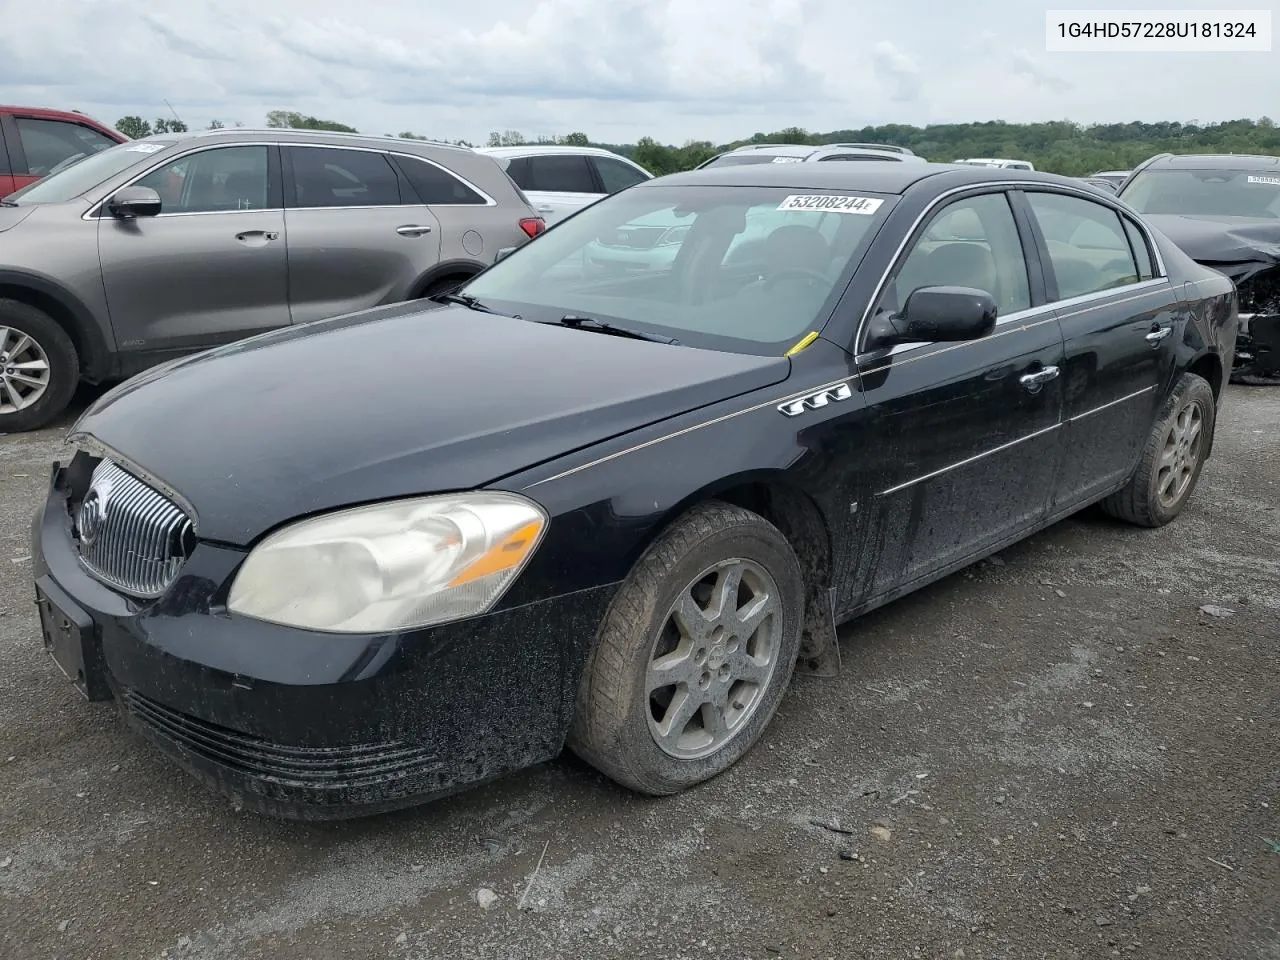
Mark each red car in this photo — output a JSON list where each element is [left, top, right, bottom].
[[0, 106, 127, 197]]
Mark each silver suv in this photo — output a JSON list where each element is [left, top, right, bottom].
[[0, 128, 543, 431]]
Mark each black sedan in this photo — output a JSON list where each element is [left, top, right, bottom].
[[30, 162, 1238, 820]]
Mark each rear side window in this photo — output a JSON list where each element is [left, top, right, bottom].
[[511, 155, 597, 193], [592, 156, 648, 194], [15, 117, 118, 176], [289, 147, 401, 208], [1026, 191, 1141, 300], [395, 155, 486, 205]]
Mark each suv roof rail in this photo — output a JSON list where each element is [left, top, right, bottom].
[[733, 143, 813, 151], [828, 142, 915, 155], [195, 127, 468, 150]]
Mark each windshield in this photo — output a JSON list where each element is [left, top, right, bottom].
[[1120, 168, 1280, 218], [461, 184, 894, 354], [5, 140, 177, 205], [700, 153, 809, 168]]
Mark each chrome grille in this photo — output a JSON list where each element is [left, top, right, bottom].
[[75, 459, 193, 597]]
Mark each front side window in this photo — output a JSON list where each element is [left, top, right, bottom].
[[461, 184, 894, 356], [1119, 167, 1280, 218], [15, 117, 118, 177], [879, 191, 1031, 326], [289, 147, 401, 208], [135, 146, 271, 214], [593, 156, 649, 194], [1025, 192, 1141, 300]]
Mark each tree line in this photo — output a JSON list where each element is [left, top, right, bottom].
[[114, 113, 1280, 178]]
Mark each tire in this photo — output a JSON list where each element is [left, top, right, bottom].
[[1101, 372, 1216, 528], [0, 299, 79, 434], [567, 501, 806, 795]]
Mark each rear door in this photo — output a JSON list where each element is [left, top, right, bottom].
[[98, 143, 292, 354], [282, 145, 442, 325], [505, 154, 600, 225], [5, 113, 121, 189], [1017, 189, 1179, 510]]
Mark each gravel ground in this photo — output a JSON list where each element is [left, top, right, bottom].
[[0, 384, 1277, 960]]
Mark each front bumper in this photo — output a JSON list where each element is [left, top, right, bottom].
[[30, 469, 617, 820], [1235, 312, 1280, 379]]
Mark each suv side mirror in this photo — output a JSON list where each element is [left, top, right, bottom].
[[867, 285, 997, 348], [107, 186, 162, 219]]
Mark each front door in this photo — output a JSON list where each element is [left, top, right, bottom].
[[842, 189, 1066, 609], [98, 144, 291, 355], [1017, 189, 1180, 510]]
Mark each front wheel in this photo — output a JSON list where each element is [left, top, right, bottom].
[[1101, 372, 1216, 527], [0, 300, 79, 433], [568, 501, 806, 796]]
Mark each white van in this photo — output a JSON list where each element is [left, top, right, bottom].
[[953, 157, 1036, 171]]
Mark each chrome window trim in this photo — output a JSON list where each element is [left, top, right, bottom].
[[854, 180, 1170, 354], [81, 140, 497, 221]]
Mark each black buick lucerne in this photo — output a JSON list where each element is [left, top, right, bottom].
[[31, 162, 1238, 820]]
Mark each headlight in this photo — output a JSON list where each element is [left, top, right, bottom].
[[226, 492, 547, 633]]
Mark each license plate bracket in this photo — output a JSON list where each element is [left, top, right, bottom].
[[34, 578, 110, 702]]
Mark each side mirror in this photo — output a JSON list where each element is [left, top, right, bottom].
[[107, 186, 162, 219], [868, 285, 997, 348]]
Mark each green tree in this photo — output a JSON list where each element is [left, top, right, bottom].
[[266, 110, 358, 133], [207, 119, 225, 130], [486, 130, 526, 147], [153, 118, 188, 134], [560, 132, 590, 146], [115, 116, 151, 139]]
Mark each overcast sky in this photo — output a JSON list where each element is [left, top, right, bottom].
[[1, 0, 1274, 144]]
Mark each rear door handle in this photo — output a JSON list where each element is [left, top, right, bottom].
[[1019, 365, 1060, 390], [235, 230, 279, 242], [1146, 325, 1173, 344], [396, 224, 433, 237]]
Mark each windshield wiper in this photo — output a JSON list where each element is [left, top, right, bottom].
[[549, 314, 680, 344], [429, 291, 519, 318], [0, 199, 18, 207]]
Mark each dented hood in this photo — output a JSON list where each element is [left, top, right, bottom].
[[1143, 213, 1280, 284], [71, 301, 790, 545]]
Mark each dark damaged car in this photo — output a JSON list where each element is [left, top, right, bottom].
[[30, 163, 1237, 820], [1119, 152, 1280, 383]]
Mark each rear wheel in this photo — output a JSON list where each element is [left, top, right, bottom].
[[1101, 372, 1216, 527], [0, 300, 79, 433], [568, 501, 805, 795]]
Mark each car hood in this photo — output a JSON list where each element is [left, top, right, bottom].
[[1143, 213, 1280, 284], [72, 302, 791, 545]]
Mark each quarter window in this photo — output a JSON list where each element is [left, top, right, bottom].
[[289, 147, 401, 208], [593, 156, 648, 194], [133, 146, 271, 214], [1122, 217, 1155, 280], [15, 117, 118, 177], [395, 155, 486, 204], [1025, 192, 1141, 300], [880, 192, 1031, 326]]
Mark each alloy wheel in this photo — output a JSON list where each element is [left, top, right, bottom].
[[0, 326, 52, 415]]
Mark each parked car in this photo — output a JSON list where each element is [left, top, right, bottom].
[[1090, 169, 1131, 190], [30, 161, 1236, 820], [1076, 176, 1118, 193], [696, 143, 926, 169], [1118, 152, 1280, 384], [0, 128, 545, 431], [954, 158, 1036, 171], [475, 145, 653, 225], [0, 106, 127, 197]]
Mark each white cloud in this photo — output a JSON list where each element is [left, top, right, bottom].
[[0, 0, 1274, 144]]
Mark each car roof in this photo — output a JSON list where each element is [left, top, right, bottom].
[[476, 145, 632, 160], [654, 161, 1073, 195], [178, 127, 475, 153], [1145, 153, 1280, 170]]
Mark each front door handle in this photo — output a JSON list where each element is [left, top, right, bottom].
[[1019, 365, 1060, 390], [1146, 325, 1173, 344], [235, 230, 279, 244], [396, 224, 433, 237]]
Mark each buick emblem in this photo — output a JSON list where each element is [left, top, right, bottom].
[[77, 483, 111, 547]]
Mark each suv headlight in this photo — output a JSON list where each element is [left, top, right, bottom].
[[227, 492, 547, 633]]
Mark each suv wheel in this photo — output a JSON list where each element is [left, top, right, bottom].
[[0, 300, 79, 433]]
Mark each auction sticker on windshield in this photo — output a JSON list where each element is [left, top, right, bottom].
[[777, 194, 884, 215], [1247, 175, 1280, 185]]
